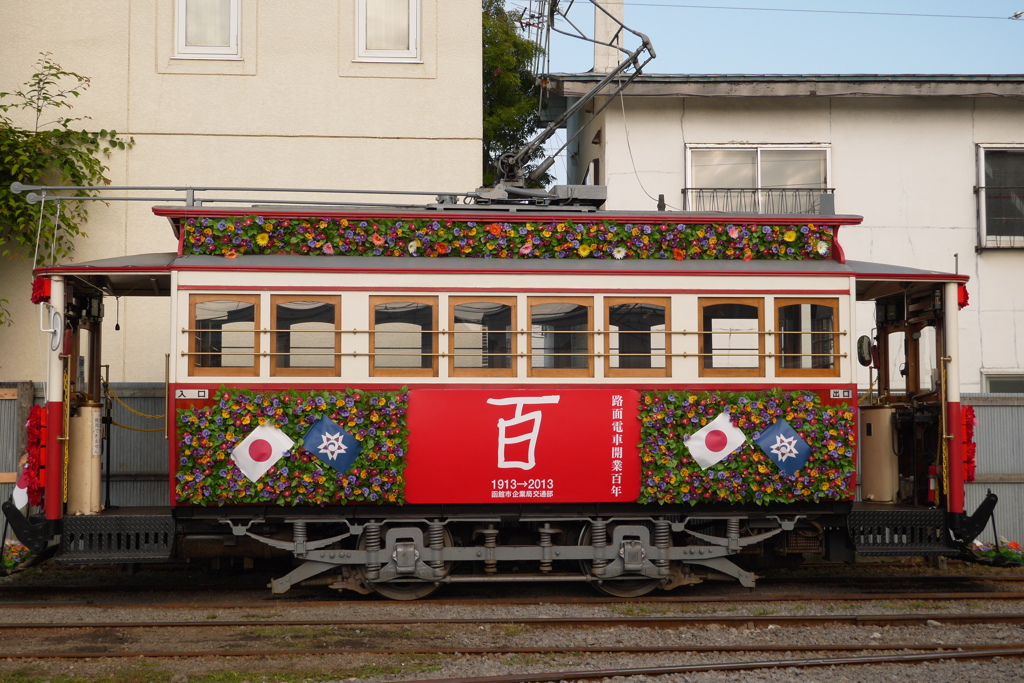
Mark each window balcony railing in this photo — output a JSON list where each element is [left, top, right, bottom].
[[682, 188, 835, 215]]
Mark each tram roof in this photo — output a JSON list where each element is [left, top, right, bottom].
[[37, 252, 967, 300]]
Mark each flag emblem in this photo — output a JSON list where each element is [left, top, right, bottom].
[[685, 411, 747, 470], [231, 424, 294, 482], [302, 415, 361, 473], [754, 418, 812, 476]]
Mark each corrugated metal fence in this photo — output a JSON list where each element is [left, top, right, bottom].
[[963, 393, 1024, 545], [3, 385, 1022, 545]]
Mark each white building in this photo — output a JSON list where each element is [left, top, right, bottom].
[[543, 71, 1024, 394], [0, 0, 483, 384]]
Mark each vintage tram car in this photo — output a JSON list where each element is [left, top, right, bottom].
[[5, 197, 995, 599]]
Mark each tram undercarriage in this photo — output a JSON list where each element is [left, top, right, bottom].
[[196, 510, 818, 598]]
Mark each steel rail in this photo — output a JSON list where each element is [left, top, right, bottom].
[[3, 613, 1024, 630], [400, 648, 1024, 683], [1, 643, 1021, 661], [3, 590, 1024, 611]]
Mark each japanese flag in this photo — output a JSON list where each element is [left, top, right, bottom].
[[11, 468, 30, 510], [685, 411, 747, 470], [231, 425, 294, 483]]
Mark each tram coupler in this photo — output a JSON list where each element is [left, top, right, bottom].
[[952, 489, 998, 549], [1, 501, 56, 556]]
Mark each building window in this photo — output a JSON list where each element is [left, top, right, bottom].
[[449, 297, 516, 377], [357, 0, 419, 61], [175, 0, 240, 59], [188, 294, 259, 376], [775, 298, 840, 377], [686, 146, 829, 214], [606, 298, 670, 377], [698, 298, 764, 377], [271, 296, 340, 377], [986, 374, 1024, 393], [979, 148, 1024, 245], [528, 297, 592, 377], [370, 296, 437, 376]]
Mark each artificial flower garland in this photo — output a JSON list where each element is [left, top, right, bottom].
[[175, 387, 408, 506], [176, 386, 857, 508], [181, 215, 835, 262], [963, 405, 977, 483], [23, 404, 44, 506], [637, 389, 856, 506]]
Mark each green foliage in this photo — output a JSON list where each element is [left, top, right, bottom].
[[0, 53, 133, 267], [482, 0, 544, 185]]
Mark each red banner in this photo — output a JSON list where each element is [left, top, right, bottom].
[[406, 390, 640, 504]]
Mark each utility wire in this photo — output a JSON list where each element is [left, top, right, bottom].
[[614, 2, 1024, 22]]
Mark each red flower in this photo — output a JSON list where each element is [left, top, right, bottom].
[[30, 277, 50, 304]]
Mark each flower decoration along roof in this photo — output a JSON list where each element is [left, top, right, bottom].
[[166, 211, 858, 262]]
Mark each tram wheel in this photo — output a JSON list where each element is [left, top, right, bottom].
[[578, 524, 660, 598], [359, 525, 453, 601], [371, 579, 442, 601]]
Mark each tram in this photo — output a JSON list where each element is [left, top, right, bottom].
[[3, 191, 997, 598]]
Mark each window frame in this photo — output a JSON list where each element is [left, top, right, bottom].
[[188, 293, 260, 377], [604, 297, 671, 378], [984, 373, 1024, 394], [977, 144, 1024, 247], [685, 144, 830, 213], [356, 0, 420, 62], [448, 296, 517, 378], [369, 295, 438, 377], [174, 0, 241, 60], [527, 296, 593, 378], [774, 297, 841, 378], [270, 295, 341, 378], [698, 297, 765, 378]]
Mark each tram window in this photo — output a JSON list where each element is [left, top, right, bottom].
[[698, 298, 764, 377], [271, 296, 340, 377], [370, 296, 437, 377], [450, 297, 515, 377], [776, 298, 840, 377], [606, 298, 670, 377], [528, 297, 592, 377], [189, 294, 260, 376]]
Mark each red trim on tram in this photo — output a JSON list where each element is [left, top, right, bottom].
[[946, 400, 964, 514], [45, 401, 63, 520]]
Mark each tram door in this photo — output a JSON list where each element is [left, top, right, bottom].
[[868, 286, 945, 507]]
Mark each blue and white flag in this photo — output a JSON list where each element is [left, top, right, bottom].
[[302, 415, 361, 473], [754, 418, 811, 476]]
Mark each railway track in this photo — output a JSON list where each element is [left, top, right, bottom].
[[0, 641, 1021, 661], [3, 613, 1024, 630], [400, 649, 1024, 683], [2, 607, 1022, 680]]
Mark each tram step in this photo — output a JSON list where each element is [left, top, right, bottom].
[[58, 515, 176, 564], [848, 509, 956, 556]]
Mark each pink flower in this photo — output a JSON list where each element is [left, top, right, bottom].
[[323, 243, 335, 255], [518, 243, 533, 255]]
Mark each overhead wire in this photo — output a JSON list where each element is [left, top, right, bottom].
[[593, 2, 1024, 22]]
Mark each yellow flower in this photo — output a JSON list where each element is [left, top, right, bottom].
[[784, 230, 797, 242], [255, 233, 270, 246], [577, 244, 592, 257]]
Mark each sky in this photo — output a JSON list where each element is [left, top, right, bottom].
[[508, 0, 1024, 75]]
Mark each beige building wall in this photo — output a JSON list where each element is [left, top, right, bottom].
[[0, 0, 483, 383]]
